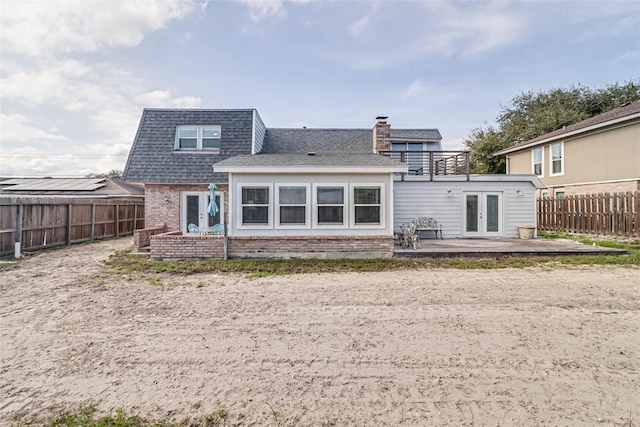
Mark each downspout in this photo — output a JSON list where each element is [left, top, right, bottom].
[[223, 212, 228, 260]]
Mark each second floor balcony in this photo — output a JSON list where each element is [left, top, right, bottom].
[[379, 150, 470, 180]]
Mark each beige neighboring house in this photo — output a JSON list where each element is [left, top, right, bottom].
[[494, 100, 640, 197]]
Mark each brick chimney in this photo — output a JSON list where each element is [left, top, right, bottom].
[[373, 116, 391, 153]]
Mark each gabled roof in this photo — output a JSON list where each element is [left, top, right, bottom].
[[495, 100, 640, 155], [213, 153, 407, 173]]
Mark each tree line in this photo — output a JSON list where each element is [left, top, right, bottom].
[[464, 80, 640, 174]]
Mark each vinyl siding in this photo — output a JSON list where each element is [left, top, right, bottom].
[[394, 180, 537, 238], [252, 110, 266, 154]]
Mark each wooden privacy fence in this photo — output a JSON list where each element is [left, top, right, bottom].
[[537, 191, 639, 238], [0, 201, 145, 257]]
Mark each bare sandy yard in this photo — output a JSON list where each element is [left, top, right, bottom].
[[1, 237, 639, 426]]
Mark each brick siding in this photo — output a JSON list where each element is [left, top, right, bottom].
[[133, 226, 166, 249], [151, 232, 224, 260], [144, 183, 229, 232], [563, 180, 640, 196]]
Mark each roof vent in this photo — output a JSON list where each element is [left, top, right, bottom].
[[307, 152, 316, 156]]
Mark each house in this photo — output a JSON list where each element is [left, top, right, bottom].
[[122, 109, 542, 259], [0, 177, 144, 201], [494, 100, 640, 197]]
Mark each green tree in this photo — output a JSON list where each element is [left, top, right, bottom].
[[86, 169, 123, 180], [464, 80, 640, 173]]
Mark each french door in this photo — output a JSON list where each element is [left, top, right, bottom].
[[464, 192, 502, 237], [181, 191, 223, 234]]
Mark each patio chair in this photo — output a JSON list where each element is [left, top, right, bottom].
[[400, 222, 420, 250], [187, 223, 199, 234]]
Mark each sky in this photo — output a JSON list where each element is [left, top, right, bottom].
[[0, 0, 639, 178]]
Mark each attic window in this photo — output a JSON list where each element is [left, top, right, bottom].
[[175, 125, 221, 151]]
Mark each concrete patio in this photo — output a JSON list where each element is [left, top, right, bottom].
[[394, 237, 628, 258]]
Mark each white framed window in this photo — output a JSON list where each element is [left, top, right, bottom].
[[314, 184, 347, 228], [240, 185, 271, 228], [175, 125, 221, 151], [532, 147, 544, 177], [550, 142, 564, 176], [350, 184, 384, 228], [276, 184, 310, 228], [555, 188, 565, 198]]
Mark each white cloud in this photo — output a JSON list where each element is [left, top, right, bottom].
[[349, 15, 371, 38], [240, 0, 286, 22], [135, 90, 202, 108], [615, 49, 640, 63], [402, 78, 425, 99], [0, 113, 67, 142], [330, 1, 526, 69], [0, 0, 197, 56]]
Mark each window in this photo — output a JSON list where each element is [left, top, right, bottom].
[[550, 142, 563, 176], [277, 185, 308, 226], [532, 147, 543, 177], [555, 188, 565, 198], [353, 187, 381, 225], [241, 186, 269, 225], [392, 142, 424, 174], [317, 186, 345, 225], [175, 125, 221, 150]]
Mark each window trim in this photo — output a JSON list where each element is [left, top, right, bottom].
[[313, 184, 348, 229], [349, 183, 385, 229], [550, 141, 564, 177], [275, 183, 311, 229], [532, 146, 544, 178], [174, 125, 221, 151], [237, 184, 273, 229]]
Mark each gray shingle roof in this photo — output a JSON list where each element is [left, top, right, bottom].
[[122, 109, 255, 183], [261, 129, 373, 153], [391, 129, 442, 140], [213, 153, 407, 169], [122, 109, 441, 182]]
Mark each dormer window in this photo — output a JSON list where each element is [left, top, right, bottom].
[[176, 125, 221, 151]]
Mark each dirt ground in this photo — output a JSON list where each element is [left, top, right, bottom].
[[1, 237, 638, 426]]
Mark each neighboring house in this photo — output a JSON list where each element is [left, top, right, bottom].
[[123, 109, 542, 259], [0, 177, 144, 201], [494, 100, 640, 197]]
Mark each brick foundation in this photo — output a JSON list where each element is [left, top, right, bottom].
[[149, 234, 394, 260]]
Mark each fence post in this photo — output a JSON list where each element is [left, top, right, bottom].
[[115, 204, 120, 237], [90, 204, 96, 241], [65, 204, 71, 245], [15, 205, 23, 258], [133, 204, 138, 231]]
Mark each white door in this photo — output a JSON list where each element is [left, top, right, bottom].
[[181, 191, 224, 234], [464, 192, 502, 237]]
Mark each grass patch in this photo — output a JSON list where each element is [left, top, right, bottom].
[[103, 234, 638, 278], [16, 404, 235, 427]]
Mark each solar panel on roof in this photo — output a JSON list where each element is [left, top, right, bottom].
[[2, 178, 106, 191]]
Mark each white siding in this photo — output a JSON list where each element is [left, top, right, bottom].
[[229, 173, 395, 237], [252, 110, 267, 154], [394, 180, 537, 238]]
